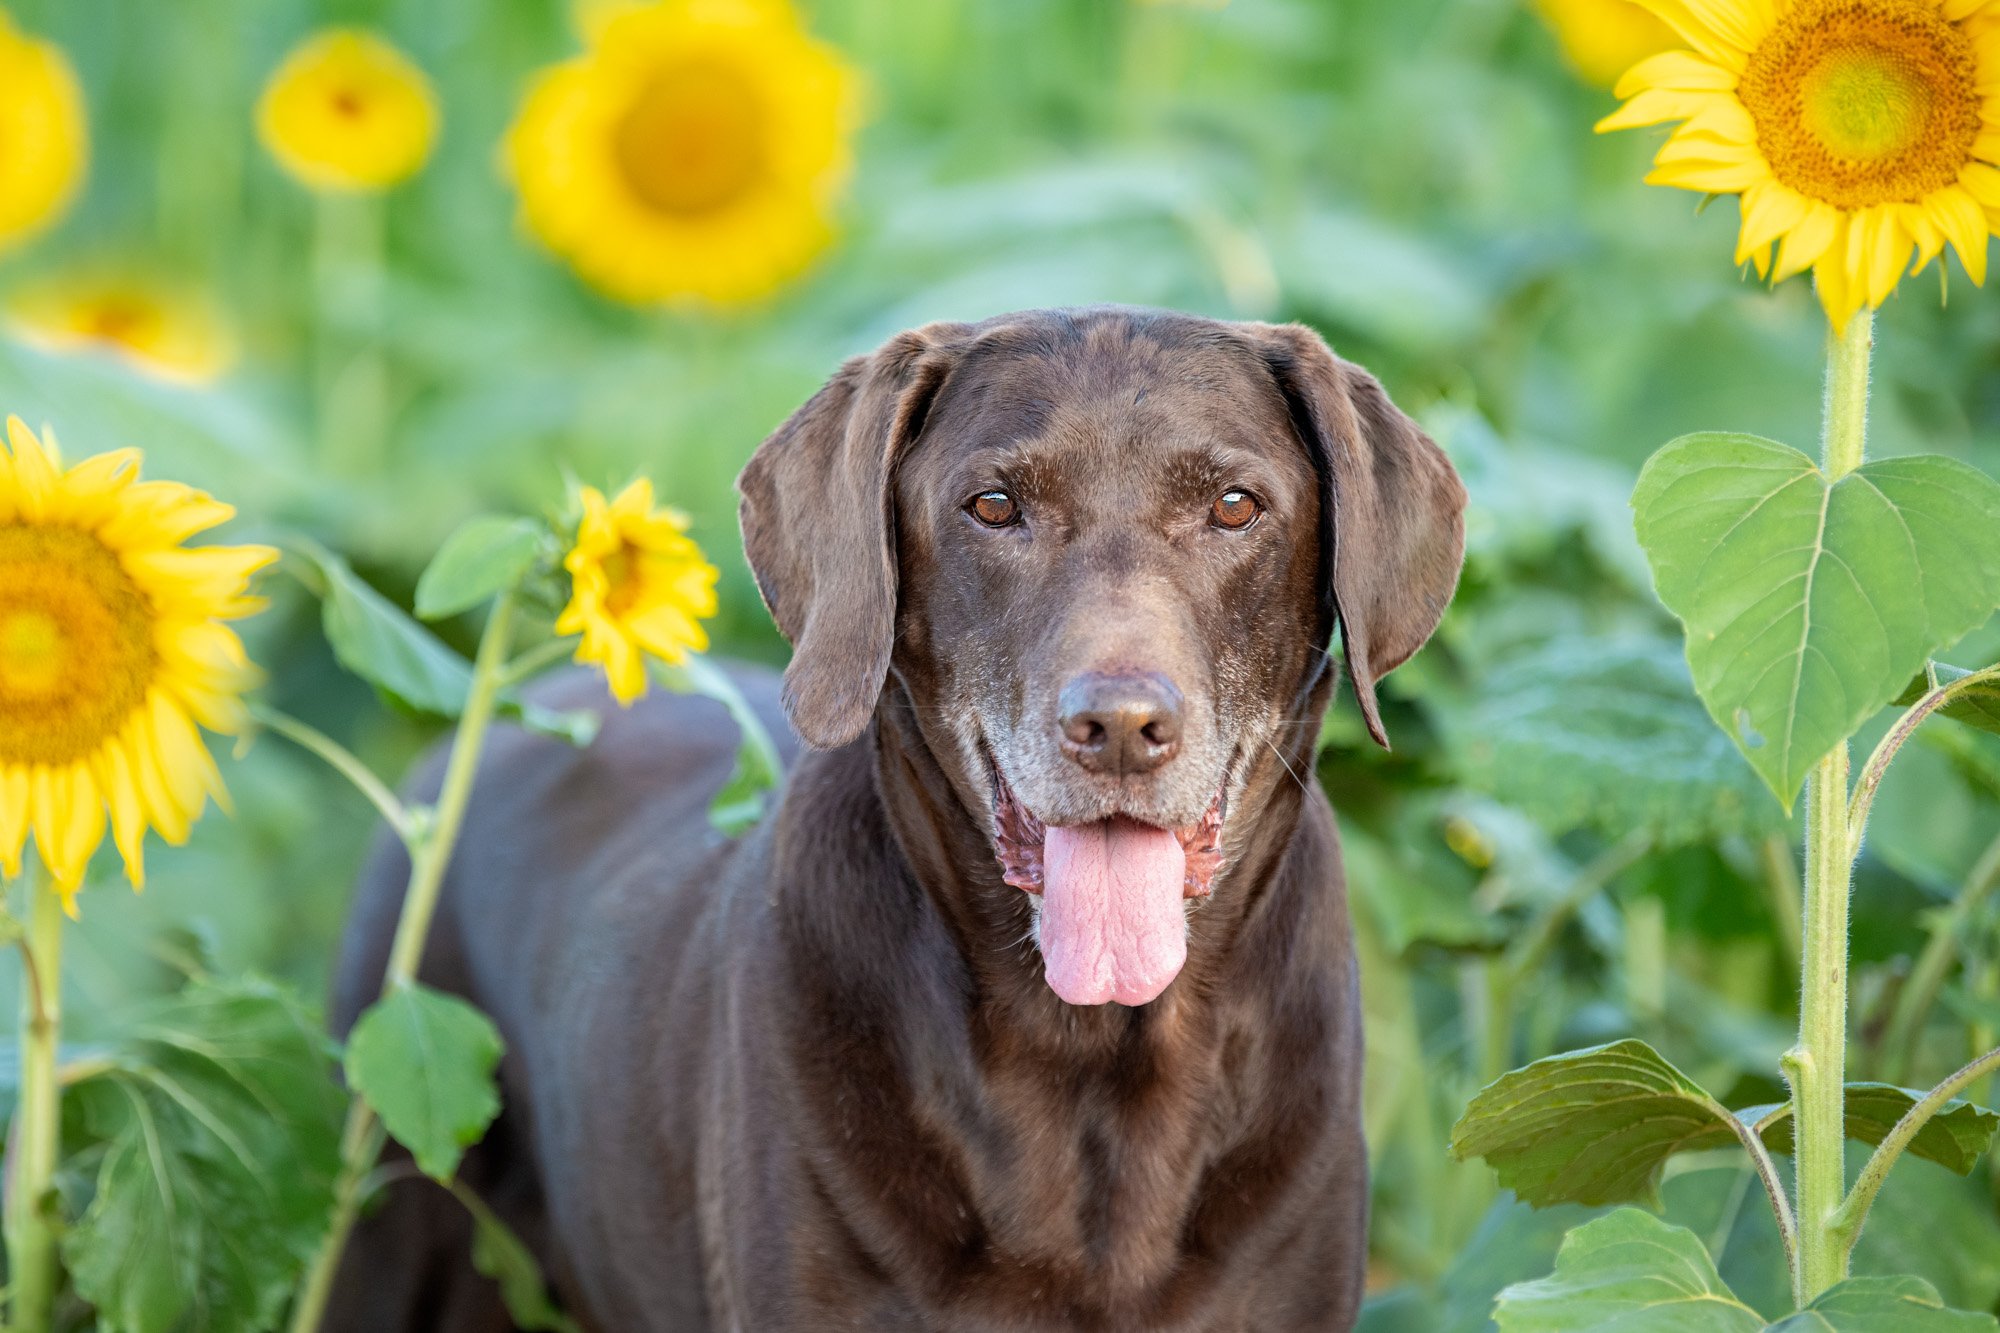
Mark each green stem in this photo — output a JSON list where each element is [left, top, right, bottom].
[[287, 590, 517, 1333], [1785, 309, 1874, 1306], [6, 864, 64, 1333], [1849, 663, 2000, 848], [250, 703, 414, 846], [314, 190, 388, 479], [1832, 1042, 2000, 1257], [497, 634, 580, 690], [1879, 829, 2000, 1087]]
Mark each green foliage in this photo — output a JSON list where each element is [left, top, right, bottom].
[[1897, 663, 2000, 737], [415, 516, 550, 621], [1494, 1210, 1998, 1332], [1632, 434, 2000, 805], [62, 978, 344, 1333], [343, 983, 503, 1182], [288, 541, 475, 718], [450, 1182, 580, 1333], [1452, 1041, 2000, 1211], [1436, 634, 1778, 845], [1450, 1040, 1742, 1209]]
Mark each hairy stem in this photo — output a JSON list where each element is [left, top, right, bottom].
[[1787, 310, 1873, 1306], [6, 865, 64, 1332], [287, 590, 517, 1333]]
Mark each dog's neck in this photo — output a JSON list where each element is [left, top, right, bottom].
[[765, 680, 1346, 1315]]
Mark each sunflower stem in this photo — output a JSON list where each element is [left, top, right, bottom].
[[249, 703, 414, 847], [1786, 310, 1874, 1307], [6, 862, 64, 1333], [287, 588, 517, 1333]]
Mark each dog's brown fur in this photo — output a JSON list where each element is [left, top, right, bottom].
[[326, 307, 1465, 1332]]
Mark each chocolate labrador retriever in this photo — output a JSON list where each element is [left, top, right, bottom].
[[327, 306, 1465, 1331]]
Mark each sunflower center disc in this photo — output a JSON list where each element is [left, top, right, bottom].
[[0, 524, 157, 765], [1739, 0, 1981, 208], [614, 60, 767, 218]]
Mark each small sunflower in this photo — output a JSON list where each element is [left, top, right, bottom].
[[557, 479, 719, 705], [1600, 0, 2000, 330], [0, 418, 275, 911], [7, 271, 235, 386], [505, 0, 862, 307], [1537, 0, 1682, 87], [0, 9, 87, 255], [257, 29, 439, 193]]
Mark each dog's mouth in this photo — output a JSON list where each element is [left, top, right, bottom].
[[992, 770, 1226, 1008]]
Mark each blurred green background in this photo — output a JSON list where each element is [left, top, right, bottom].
[[6, 0, 2000, 1323]]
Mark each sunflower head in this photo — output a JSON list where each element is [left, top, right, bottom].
[[0, 418, 275, 912], [505, 0, 862, 307], [1599, 0, 2000, 330], [257, 29, 439, 193], [0, 9, 87, 254], [7, 270, 235, 386], [1536, 0, 1682, 87], [556, 478, 719, 705]]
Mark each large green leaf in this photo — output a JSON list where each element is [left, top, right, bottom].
[[1437, 634, 1778, 845], [1452, 1044, 2000, 1211], [1631, 435, 2000, 805], [62, 978, 346, 1333], [1766, 1277, 2000, 1331], [1745, 1084, 1999, 1176], [415, 515, 549, 621], [1492, 1208, 1764, 1331], [1495, 1211, 1998, 1332], [287, 542, 474, 716], [1451, 1040, 1741, 1209], [344, 983, 504, 1182]]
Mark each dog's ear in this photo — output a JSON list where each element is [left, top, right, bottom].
[[738, 325, 964, 749], [1244, 322, 1466, 749]]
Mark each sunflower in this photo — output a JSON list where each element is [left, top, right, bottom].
[[505, 0, 862, 307], [257, 29, 439, 193], [1599, 0, 2000, 330], [0, 10, 87, 255], [0, 419, 274, 911], [1537, 0, 1682, 87], [6, 271, 235, 386], [557, 479, 719, 705]]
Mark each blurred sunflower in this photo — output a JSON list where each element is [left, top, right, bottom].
[[1600, 0, 2000, 330], [506, 0, 861, 306], [558, 478, 718, 705], [0, 419, 274, 910], [257, 29, 439, 192], [6, 271, 235, 386], [0, 9, 87, 254], [1536, 0, 1681, 87]]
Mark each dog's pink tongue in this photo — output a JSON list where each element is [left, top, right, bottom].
[[1040, 818, 1188, 1007]]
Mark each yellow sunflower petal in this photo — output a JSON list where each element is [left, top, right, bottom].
[[1614, 49, 1741, 98], [1737, 182, 1812, 265], [1930, 185, 1992, 284], [32, 762, 105, 891], [95, 738, 148, 890], [6, 417, 61, 520], [0, 765, 27, 878]]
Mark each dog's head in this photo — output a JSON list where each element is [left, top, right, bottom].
[[740, 308, 1464, 1007]]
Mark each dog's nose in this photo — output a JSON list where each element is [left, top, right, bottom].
[[1058, 671, 1183, 776]]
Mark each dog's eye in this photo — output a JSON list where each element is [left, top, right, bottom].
[[970, 491, 1020, 528], [1210, 490, 1262, 531]]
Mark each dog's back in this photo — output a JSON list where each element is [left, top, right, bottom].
[[326, 667, 797, 1333]]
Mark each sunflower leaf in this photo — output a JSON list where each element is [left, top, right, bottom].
[[62, 977, 346, 1333], [1631, 435, 2000, 806], [1738, 1084, 1999, 1176], [287, 542, 475, 717], [1492, 1208, 1764, 1331], [451, 1181, 582, 1333], [416, 515, 551, 620], [1768, 1277, 2000, 1332], [344, 983, 504, 1182], [1893, 662, 2000, 737]]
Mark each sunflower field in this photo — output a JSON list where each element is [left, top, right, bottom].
[[8, 0, 2000, 1327]]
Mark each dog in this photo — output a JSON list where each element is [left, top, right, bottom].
[[327, 306, 1466, 1331]]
